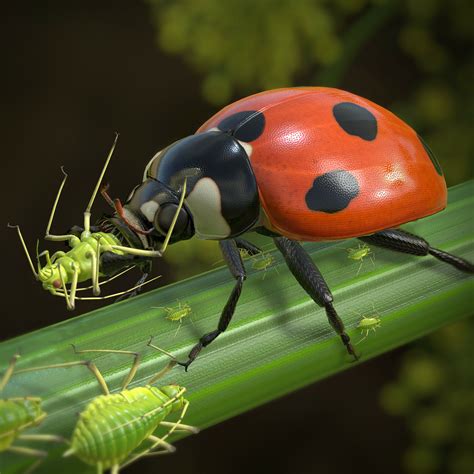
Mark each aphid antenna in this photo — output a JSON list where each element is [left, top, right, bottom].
[[54, 274, 162, 301], [70, 344, 141, 391], [7, 224, 38, 279], [146, 336, 178, 385], [73, 266, 134, 292], [83, 133, 119, 234]]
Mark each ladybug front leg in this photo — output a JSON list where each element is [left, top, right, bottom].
[[274, 237, 358, 361], [360, 229, 474, 273], [178, 239, 246, 371]]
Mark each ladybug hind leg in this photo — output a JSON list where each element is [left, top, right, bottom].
[[360, 229, 474, 273], [274, 237, 358, 361]]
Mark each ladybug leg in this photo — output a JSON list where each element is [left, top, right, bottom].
[[178, 239, 245, 371], [360, 229, 474, 273], [234, 238, 262, 256], [274, 237, 358, 361]]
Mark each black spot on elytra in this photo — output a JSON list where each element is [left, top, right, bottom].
[[417, 134, 443, 176], [305, 170, 359, 213], [333, 102, 377, 141], [217, 110, 265, 142]]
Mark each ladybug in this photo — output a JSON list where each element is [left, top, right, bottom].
[[100, 87, 473, 369]]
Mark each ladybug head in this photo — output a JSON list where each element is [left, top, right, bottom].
[[99, 179, 194, 250], [128, 178, 194, 243]]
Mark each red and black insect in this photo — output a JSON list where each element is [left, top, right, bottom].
[[99, 87, 473, 369]]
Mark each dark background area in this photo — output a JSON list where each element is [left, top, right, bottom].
[[1, 2, 471, 473]]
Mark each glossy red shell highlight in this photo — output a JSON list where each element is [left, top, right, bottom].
[[198, 87, 447, 241]]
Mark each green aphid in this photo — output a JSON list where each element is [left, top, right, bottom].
[[250, 251, 278, 279], [10, 134, 180, 311], [16, 343, 199, 474], [356, 315, 382, 343], [155, 302, 193, 337], [346, 243, 375, 275], [0, 355, 63, 472]]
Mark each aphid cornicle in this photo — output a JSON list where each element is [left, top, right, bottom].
[[0, 355, 63, 472], [16, 343, 198, 473], [11, 134, 185, 310]]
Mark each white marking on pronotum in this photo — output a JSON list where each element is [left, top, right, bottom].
[[207, 128, 253, 158], [140, 201, 159, 223], [186, 177, 230, 239], [237, 140, 252, 157], [142, 149, 164, 181]]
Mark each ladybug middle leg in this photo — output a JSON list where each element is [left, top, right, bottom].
[[360, 229, 474, 273], [178, 239, 246, 370], [274, 236, 358, 360]]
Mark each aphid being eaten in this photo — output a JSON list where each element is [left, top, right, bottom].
[[15, 343, 199, 474], [154, 302, 194, 337], [346, 243, 375, 275], [0, 355, 63, 472], [10, 134, 187, 310]]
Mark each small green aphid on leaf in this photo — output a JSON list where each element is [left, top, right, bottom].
[[154, 302, 194, 337], [356, 315, 382, 343], [0, 355, 64, 472], [15, 343, 199, 474], [346, 242, 375, 275]]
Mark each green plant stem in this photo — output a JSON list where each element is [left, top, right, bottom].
[[1, 181, 473, 473]]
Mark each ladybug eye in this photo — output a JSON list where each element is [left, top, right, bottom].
[[154, 203, 189, 238]]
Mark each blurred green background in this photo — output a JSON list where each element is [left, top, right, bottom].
[[2, 1, 473, 473]]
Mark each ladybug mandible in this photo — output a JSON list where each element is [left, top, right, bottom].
[[102, 87, 473, 369]]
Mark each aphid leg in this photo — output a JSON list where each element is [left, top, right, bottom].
[[147, 337, 178, 384], [5, 446, 47, 471], [124, 398, 194, 468], [71, 345, 140, 390], [57, 263, 80, 310], [274, 236, 358, 361], [160, 421, 199, 434], [17, 434, 65, 443], [44, 167, 78, 243], [0, 353, 20, 391], [173, 321, 182, 338], [16, 360, 110, 395], [74, 267, 135, 292], [7, 224, 38, 278], [82, 133, 119, 234], [144, 435, 176, 455], [89, 236, 102, 296], [177, 239, 246, 370], [360, 228, 474, 273], [54, 275, 161, 301]]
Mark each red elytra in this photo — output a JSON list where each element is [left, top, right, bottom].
[[198, 87, 447, 241]]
